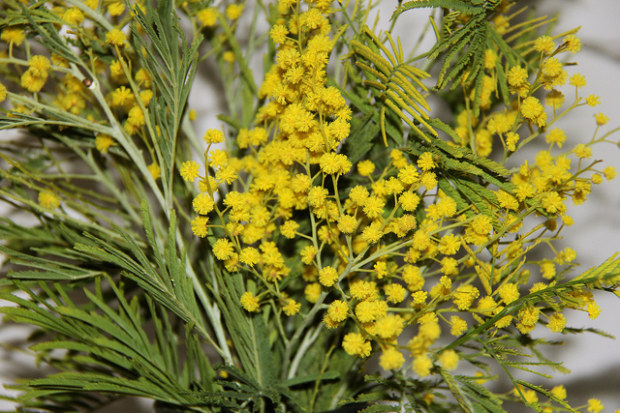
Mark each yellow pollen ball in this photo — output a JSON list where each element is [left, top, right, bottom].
[[379, 347, 405, 370], [240, 291, 260, 312], [438, 350, 459, 370], [318, 266, 339, 287], [38, 190, 61, 210]]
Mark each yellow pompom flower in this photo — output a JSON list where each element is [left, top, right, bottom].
[[595, 113, 609, 126], [569, 73, 586, 88], [191, 216, 209, 238], [240, 291, 260, 312], [280, 220, 299, 238], [318, 266, 339, 287], [450, 316, 467, 336], [1, 27, 26, 46], [379, 347, 405, 370], [270, 24, 288, 44], [399, 192, 420, 212], [225, 4, 243, 20], [412, 354, 433, 377], [547, 312, 566, 332], [357, 160, 375, 177], [38, 190, 61, 210], [239, 247, 260, 267], [327, 300, 348, 323], [304, 283, 321, 304], [148, 162, 161, 180], [282, 299, 300, 316], [438, 350, 459, 371], [105, 28, 126, 46], [212, 239, 234, 261], [95, 134, 116, 154], [520, 97, 547, 127], [300, 245, 317, 265], [197, 8, 218, 27], [180, 161, 201, 182], [573, 144, 592, 159], [564, 34, 581, 53], [342, 332, 371, 358], [203, 129, 225, 144], [337, 214, 357, 234], [587, 399, 604, 413], [384, 284, 407, 303], [62, 7, 85, 26], [453, 285, 480, 310], [0, 82, 7, 103], [107, 1, 125, 16], [603, 166, 617, 180], [534, 35, 555, 54], [417, 152, 435, 171], [550, 385, 567, 400], [586, 94, 600, 107], [497, 283, 520, 304], [546, 128, 566, 147], [192, 193, 214, 215]]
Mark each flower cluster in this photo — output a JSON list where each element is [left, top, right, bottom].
[[181, 0, 617, 389], [2, 0, 618, 411]]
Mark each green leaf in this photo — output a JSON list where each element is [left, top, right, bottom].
[[213, 271, 276, 390], [359, 404, 398, 413], [394, 0, 484, 17], [282, 371, 340, 388]]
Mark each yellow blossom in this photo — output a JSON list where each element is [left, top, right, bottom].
[[534, 35, 555, 54], [550, 385, 567, 400], [384, 284, 407, 303], [213, 239, 234, 261], [300, 245, 317, 265], [520, 97, 547, 127], [304, 283, 321, 303], [282, 299, 300, 316], [63, 7, 85, 25], [379, 347, 405, 370], [95, 134, 116, 154], [438, 350, 459, 370], [450, 316, 467, 336], [497, 283, 520, 304], [357, 160, 375, 177], [595, 113, 609, 126], [226, 4, 243, 20], [564, 34, 581, 53], [586, 94, 600, 107], [197, 8, 218, 27], [180, 161, 201, 182], [240, 291, 260, 312], [105, 28, 126, 46], [587, 399, 604, 413], [318, 266, 339, 287], [148, 162, 161, 180], [204, 129, 225, 144], [547, 312, 566, 332], [546, 128, 566, 147], [192, 193, 214, 215], [191, 216, 209, 238], [417, 152, 435, 171], [327, 300, 348, 323], [38, 190, 60, 210], [1, 27, 26, 45], [342, 332, 371, 358], [573, 144, 592, 159], [412, 354, 433, 377]]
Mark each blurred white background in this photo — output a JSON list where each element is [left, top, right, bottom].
[[2, 0, 620, 411]]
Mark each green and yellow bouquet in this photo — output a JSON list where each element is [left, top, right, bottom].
[[1, 0, 619, 411]]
